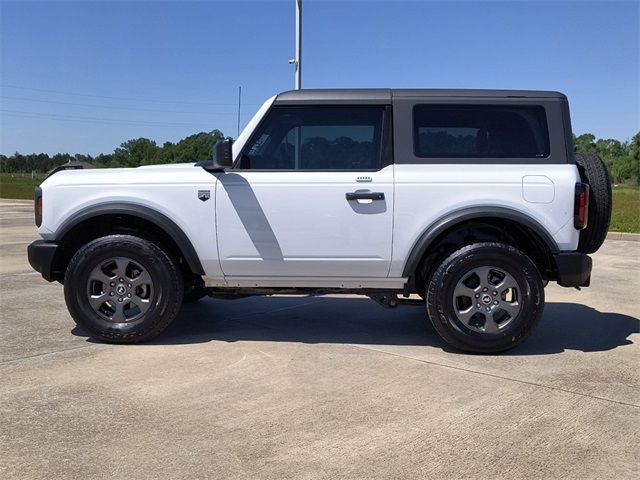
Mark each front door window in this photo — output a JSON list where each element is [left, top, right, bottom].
[[239, 106, 385, 170]]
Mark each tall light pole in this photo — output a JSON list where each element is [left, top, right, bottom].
[[289, 0, 302, 89]]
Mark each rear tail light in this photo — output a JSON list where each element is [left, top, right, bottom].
[[574, 182, 589, 230], [34, 187, 42, 227]]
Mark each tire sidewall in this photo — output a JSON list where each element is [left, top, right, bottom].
[[427, 244, 544, 353], [575, 153, 612, 254], [64, 236, 182, 341]]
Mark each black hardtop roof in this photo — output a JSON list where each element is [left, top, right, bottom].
[[275, 88, 566, 104]]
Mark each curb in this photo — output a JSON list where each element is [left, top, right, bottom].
[[606, 232, 640, 242], [0, 198, 33, 203]]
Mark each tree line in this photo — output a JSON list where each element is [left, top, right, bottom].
[[574, 133, 639, 184], [1, 130, 638, 184], [0, 129, 226, 174]]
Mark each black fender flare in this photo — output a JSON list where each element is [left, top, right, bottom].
[[401, 206, 559, 278], [53, 202, 205, 275]]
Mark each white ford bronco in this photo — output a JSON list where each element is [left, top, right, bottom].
[[28, 89, 612, 353]]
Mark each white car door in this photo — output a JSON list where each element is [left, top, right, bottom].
[[215, 105, 394, 280]]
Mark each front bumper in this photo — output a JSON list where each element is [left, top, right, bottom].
[[27, 240, 59, 282], [553, 252, 592, 287]]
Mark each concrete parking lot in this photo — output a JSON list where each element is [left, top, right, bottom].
[[1, 199, 638, 480]]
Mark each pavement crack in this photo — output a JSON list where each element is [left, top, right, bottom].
[[222, 298, 324, 329], [350, 344, 640, 409], [0, 344, 103, 365]]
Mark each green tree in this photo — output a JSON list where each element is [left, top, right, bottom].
[[626, 133, 640, 182], [574, 131, 639, 184], [112, 138, 160, 167], [93, 153, 114, 168], [51, 153, 73, 170], [171, 130, 225, 163], [573, 133, 597, 153], [159, 141, 176, 164]]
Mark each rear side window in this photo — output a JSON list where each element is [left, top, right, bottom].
[[240, 106, 385, 170], [413, 105, 550, 159]]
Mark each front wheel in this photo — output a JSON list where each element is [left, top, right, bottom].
[[64, 235, 183, 343], [425, 242, 544, 353]]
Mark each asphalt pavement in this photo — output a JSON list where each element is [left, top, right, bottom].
[[1, 199, 638, 480]]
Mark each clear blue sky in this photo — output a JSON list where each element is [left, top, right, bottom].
[[1, 0, 638, 155]]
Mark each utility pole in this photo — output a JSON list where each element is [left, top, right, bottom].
[[289, 0, 302, 89]]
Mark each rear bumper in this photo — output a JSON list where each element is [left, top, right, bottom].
[[553, 252, 592, 287], [27, 240, 59, 282]]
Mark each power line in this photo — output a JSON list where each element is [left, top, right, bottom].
[[0, 95, 239, 115], [3, 112, 197, 128], [1, 109, 212, 128], [0, 84, 261, 107]]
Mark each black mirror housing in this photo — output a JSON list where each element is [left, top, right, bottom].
[[207, 139, 233, 171]]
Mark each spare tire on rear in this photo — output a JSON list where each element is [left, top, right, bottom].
[[575, 153, 612, 254]]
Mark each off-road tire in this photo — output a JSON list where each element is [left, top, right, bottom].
[[575, 153, 612, 254], [64, 235, 183, 343], [426, 242, 544, 353]]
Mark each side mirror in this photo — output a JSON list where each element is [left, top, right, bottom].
[[208, 138, 233, 171]]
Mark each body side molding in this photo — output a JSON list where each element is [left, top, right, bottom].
[[401, 206, 560, 278], [54, 202, 205, 275]]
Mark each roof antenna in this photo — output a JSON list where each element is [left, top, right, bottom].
[[237, 86, 242, 137]]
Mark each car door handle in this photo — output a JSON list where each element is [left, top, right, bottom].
[[346, 191, 385, 201]]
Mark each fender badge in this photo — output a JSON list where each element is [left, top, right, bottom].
[[197, 190, 210, 202]]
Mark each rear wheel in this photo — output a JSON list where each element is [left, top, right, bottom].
[[425, 242, 544, 353], [64, 235, 183, 343]]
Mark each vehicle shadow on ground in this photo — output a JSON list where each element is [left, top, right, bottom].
[[73, 296, 639, 355]]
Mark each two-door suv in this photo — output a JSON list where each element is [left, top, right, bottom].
[[28, 89, 612, 353]]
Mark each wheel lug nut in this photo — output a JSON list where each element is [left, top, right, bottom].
[[117, 297, 123, 302], [476, 303, 481, 308], [483, 287, 488, 292], [119, 278, 124, 282], [494, 300, 499, 305], [128, 284, 132, 288], [475, 294, 480, 298], [485, 307, 491, 312], [492, 291, 498, 296], [127, 293, 131, 298], [110, 282, 115, 287], [109, 292, 114, 296]]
